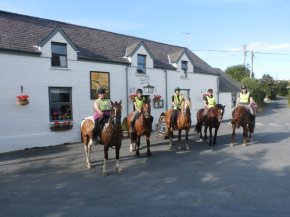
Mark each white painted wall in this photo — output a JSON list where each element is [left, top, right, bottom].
[[219, 92, 234, 121], [0, 47, 220, 153]]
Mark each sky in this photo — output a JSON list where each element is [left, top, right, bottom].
[[1, 0, 290, 80]]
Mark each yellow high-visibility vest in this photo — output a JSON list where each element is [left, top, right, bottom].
[[240, 92, 250, 103], [206, 96, 216, 108]]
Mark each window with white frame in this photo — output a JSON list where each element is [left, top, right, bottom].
[[137, 54, 146, 74], [49, 87, 73, 122], [181, 61, 188, 78], [51, 42, 67, 67]]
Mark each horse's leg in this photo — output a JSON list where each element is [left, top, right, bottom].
[[129, 133, 136, 152], [242, 126, 248, 146], [135, 136, 141, 157], [169, 129, 173, 150], [199, 122, 203, 141], [203, 124, 208, 142], [177, 129, 182, 150], [146, 133, 152, 157], [102, 145, 109, 176], [83, 136, 92, 169], [231, 124, 236, 147], [213, 126, 219, 145], [185, 128, 190, 150], [115, 144, 123, 175], [208, 126, 213, 146]]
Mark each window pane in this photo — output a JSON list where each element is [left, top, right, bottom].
[[51, 55, 60, 66], [181, 61, 188, 70], [49, 87, 72, 121], [52, 43, 67, 55], [138, 55, 145, 64], [59, 56, 67, 67]]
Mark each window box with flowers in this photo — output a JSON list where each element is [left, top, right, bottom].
[[50, 121, 73, 131], [16, 94, 29, 106], [153, 95, 162, 102]]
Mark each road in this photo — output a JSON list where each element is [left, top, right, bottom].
[[1, 97, 290, 217]]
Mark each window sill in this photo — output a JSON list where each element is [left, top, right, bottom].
[[50, 67, 70, 71]]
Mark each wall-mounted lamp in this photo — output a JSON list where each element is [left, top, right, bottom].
[[143, 82, 155, 93]]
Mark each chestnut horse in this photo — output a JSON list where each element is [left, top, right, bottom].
[[127, 100, 152, 157], [195, 104, 225, 146], [80, 100, 123, 176], [231, 105, 254, 146], [164, 100, 192, 150]]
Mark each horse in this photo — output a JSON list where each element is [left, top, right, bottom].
[[127, 100, 152, 157], [231, 105, 254, 146], [80, 100, 123, 176], [164, 100, 192, 150], [195, 104, 225, 146]]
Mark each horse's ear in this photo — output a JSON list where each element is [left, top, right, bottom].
[[110, 100, 114, 105], [119, 99, 122, 105]]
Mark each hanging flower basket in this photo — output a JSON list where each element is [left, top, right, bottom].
[[129, 93, 137, 102], [16, 95, 29, 106], [50, 121, 73, 131], [153, 95, 162, 102]]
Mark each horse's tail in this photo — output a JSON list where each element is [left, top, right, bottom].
[[195, 122, 202, 133]]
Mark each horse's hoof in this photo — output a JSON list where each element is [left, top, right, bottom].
[[135, 152, 140, 157], [86, 163, 92, 169], [199, 139, 202, 142], [117, 168, 123, 175], [102, 171, 107, 176], [243, 143, 248, 147], [230, 143, 235, 147], [147, 152, 152, 157], [168, 144, 173, 150]]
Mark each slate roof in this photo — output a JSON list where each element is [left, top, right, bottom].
[[0, 10, 218, 74], [215, 68, 241, 93]]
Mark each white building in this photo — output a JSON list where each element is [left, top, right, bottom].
[[0, 11, 226, 153]]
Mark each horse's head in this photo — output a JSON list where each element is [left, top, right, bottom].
[[141, 100, 151, 119], [181, 99, 191, 115], [110, 100, 122, 126], [215, 104, 225, 122]]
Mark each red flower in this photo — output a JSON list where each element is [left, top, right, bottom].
[[153, 95, 161, 100], [16, 94, 29, 100]]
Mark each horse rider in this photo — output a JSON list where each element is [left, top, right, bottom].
[[92, 87, 112, 144], [202, 88, 216, 121], [171, 87, 184, 128], [236, 85, 257, 123], [130, 88, 145, 134]]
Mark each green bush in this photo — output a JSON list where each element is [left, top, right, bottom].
[[121, 117, 128, 131]]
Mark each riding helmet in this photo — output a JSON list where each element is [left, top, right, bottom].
[[174, 87, 181, 92], [97, 87, 106, 94], [207, 88, 213, 93], [136, 88, 143, 94], [241, 85, 247, 90]]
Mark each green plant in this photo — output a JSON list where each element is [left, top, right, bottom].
[[121, 117, 128, 131]]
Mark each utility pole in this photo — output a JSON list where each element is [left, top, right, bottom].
[[250, 50, 254, 78], [243, 45, 247, 66], [183, 32, 191, 48]]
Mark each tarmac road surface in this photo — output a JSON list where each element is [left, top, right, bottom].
[[1, 97, 290, 217]]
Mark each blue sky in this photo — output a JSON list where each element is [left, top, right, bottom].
[[1, 0, 290, 80]]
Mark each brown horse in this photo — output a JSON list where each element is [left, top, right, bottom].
[[195, 104, 225, 146], [231, 105, 254, 146], [80, 100, 123, 176], [164, 100, 192, 150], [127, 100, 152, 157]]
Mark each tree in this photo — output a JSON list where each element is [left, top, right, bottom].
[[276, 80, 289, 96], [259, 74, 277, 99], [225, 65, 250, 82]]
